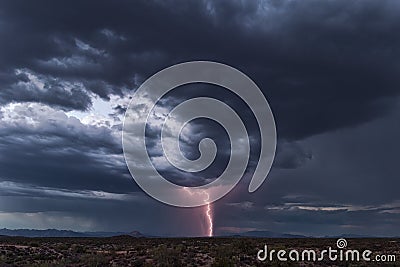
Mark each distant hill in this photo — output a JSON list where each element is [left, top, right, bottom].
[[0, 228, 146, 238], [128, 231, 145, 238], [223, 230, 307, 238], [325, 234, 378, 238], [82, 231, 129, 237], [0, 228, 86, 237], [223, 231, 391, 238]]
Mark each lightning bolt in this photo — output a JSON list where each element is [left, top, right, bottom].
[[183, 187, 213, 237], [205, 195, 213, 237]]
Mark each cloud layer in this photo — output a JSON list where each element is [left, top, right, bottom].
[[0, 0, 399, 236]]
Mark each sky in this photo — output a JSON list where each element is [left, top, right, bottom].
[[0, 0, 399, 237]]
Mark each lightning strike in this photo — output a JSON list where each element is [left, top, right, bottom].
[[205, 197, 213, 237], [183, 187, 213, 237]]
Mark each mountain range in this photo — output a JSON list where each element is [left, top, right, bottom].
[[222, 230, 307, 238], [0, 228, 390, 238], [0, 228, 146, 238]]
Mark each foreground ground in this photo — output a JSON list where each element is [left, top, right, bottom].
[[0, 236, 399, 266]]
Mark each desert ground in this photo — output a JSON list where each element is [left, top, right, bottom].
[[0, 236, 399, 266]]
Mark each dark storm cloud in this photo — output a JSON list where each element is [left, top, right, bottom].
[[0, 0, 399, 138], [215, 199, 400, 237], [214, 102, 400, 236], [0, 192, 208, 236], [273, 141, 312, 169], [0, 70, 92, 111], [0, 103, 135, 193]]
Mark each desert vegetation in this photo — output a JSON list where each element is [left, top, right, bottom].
[[0, 236, 398, 266]]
